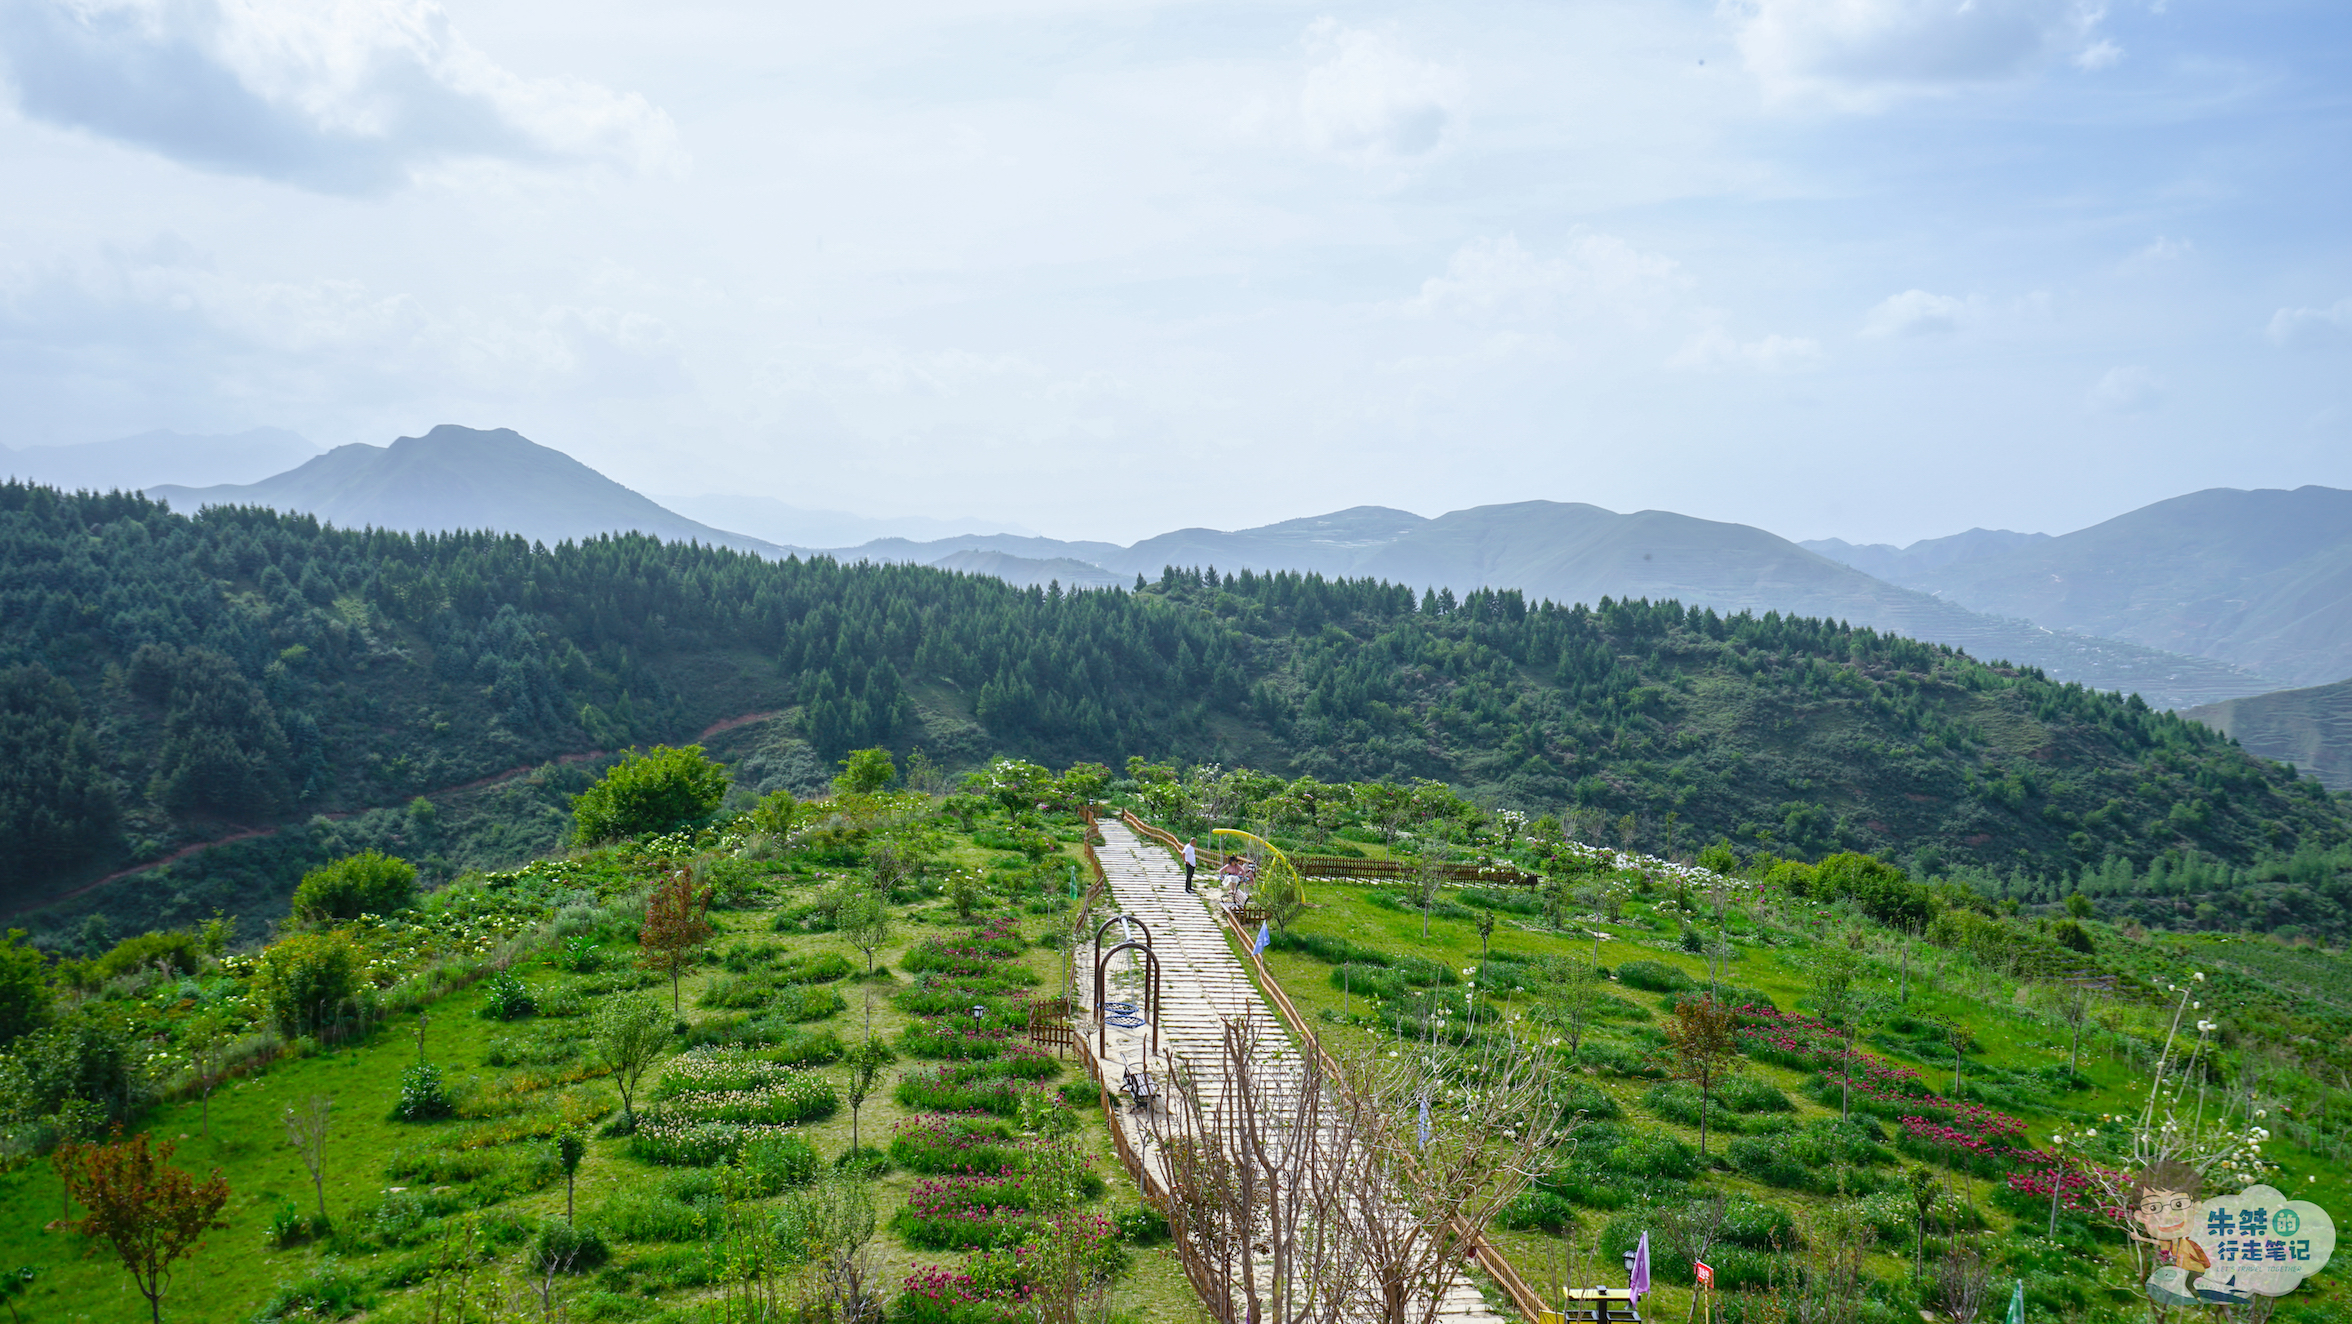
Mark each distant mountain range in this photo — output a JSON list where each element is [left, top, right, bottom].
[[107, 421, 2343, 721], [3, 427, 320, 491], [2185, 678, 2352, 792], [1811, 487, 2352, 692], [823, 504, 2278, 710], [653, 493, 1037, 548], [148, 425, 789, 558]]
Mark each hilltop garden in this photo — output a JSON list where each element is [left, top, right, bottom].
[[0, 748, 2343, 1322]]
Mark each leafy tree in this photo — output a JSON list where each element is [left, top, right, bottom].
[[558, 1130, 586, 1224], [833, 747, 896, 796], [290, 850, 417, 922], [841, 1037, 896, 1154], [254, 930, 361, 1037], [572, 745, 729, 845], [639, 870, 714, 1013], [748, 789, 802, 840], [837, 891, 891, 977], [1661, 996, 1741, 1156], [594, 997, 670, 1130], [54, 1132, 231, 1324], [0, 931, 51, 1049], [0, 1264, 35, 1324]]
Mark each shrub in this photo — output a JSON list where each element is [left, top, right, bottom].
[[1727, 1136, 1808, 1189], [676, 1019, 845, 1062], [252, 1255, 371, 1320], [1115, 1206, 1169, 1244], [1719, 1077, 1793, 1113], [572, 745, 730, 845], [775, 951, 856, 984], [1721, 1196, 1800, 1249], [91, 929, 202, 981], [535, 1220, 612, 1273], [292, 851, 418, 922], [393, 1062, 455, 1121], [741, 1134, 820, 1193], [254, 930, 361, 1035], [479, 970, 536, 1021], [1642, 1082, 1736, 1133], [592, 1185, 716, 1243], [1614, 960, 1695, 993], [1601, 1128, 1700, 1181]]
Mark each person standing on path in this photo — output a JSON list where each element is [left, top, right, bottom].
[[1182, 839, 1197, 892]]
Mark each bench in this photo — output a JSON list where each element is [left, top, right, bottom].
[[1542, 1288, 1641, 1323], [1120, 1068, 1158, 1113]]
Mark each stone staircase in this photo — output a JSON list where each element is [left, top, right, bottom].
[[1079, 819, 1507, 1324]]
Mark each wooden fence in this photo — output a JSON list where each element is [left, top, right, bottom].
[[1106, 804, 1549, 1321], [1117, 809, 1541, 888]]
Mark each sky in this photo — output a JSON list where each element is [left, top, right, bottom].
[[0, 0, 2347, 547]]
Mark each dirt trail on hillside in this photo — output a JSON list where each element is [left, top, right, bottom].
[[10, 709, 790, 918]]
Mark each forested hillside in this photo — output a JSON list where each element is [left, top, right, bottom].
[[4, 482, 2346, 946]]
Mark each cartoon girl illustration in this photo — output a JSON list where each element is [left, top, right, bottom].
[[2128, 1161, 2209, 1306]]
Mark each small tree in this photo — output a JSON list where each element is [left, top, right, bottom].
[[558, 1130, 586, 1224], [572, 744, 730, 845], [834, 747, 896, 796], [1906, 1165, 1940, 1284], [2057, 983, 2092, 1076], [1942, 1016, 1971, 1098], [56, 1132, 230, 1324], [282, 1094, 333, 1223], [640, 869, 714, 1013], [184, 1013, 229, 1139], [253, 930, 361, 1038], [595, 997, 670, 1130], [838, 892, 891, 977], [841, 1037, 896, 1154], [1661, 996, 1741, 1157], [1543, 958, 1603, 1062], [290, 850, 418, 922], [1408, 853, 1446, 940]]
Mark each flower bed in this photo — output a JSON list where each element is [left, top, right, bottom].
[[652, 1047, 813, 1097], [897, 1069, 1052, 1117], [1735, 1004, 2032, 1171], [889, 1114, 1029, 1174], [901, 1022, 1020, 1060], [626, 1118, 804, 1166]]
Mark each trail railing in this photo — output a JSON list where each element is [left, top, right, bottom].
[[1118, 809, 1541, 888]]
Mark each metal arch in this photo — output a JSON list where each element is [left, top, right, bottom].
[[1091, 912, 1153, 969], [1093, 938, 1162, 1065]]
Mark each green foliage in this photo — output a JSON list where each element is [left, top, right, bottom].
[[1614, 959, 1695, 992], [253, 930, 361, 1035], [740, 1133, 821, 1193], [834, 747, 896, 795], [571, 745, 729, 845], [534, 1219, 612, 1273], [393, 1063, 454, 1121], [477, 970, 536, 1020], [89, 928, 201, 984], [290, 850, 418, 922], [0, 932, 51, 1048]]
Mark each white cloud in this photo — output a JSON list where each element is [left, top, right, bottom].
[[1727, 0, 2117, 106], [1298, 19, 1461, 160], [1401, 233, 1686, 324], [0, 0, 675, 194], [2266, 299, 2352, 349], [2086, 364, 2162, 414], [1862, 288, 1976, 337], [1673, 322, 1825, 371], [2121, 236, 2193, 269]]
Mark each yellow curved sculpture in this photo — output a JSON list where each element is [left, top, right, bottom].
[[1210, 828, 1307, 904]]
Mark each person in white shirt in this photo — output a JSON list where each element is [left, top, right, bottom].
[[1182, 839, 1197, 893]]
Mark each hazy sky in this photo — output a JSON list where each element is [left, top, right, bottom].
[[2, 0, 2347, 546]]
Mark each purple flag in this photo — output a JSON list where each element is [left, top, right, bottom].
[[1630, 1231, 1651, 1300]]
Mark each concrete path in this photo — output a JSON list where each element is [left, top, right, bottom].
[[1079, 818, 1506, 1324]]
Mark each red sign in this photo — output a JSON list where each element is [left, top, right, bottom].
[[1694, 1262, 1714, 1290]]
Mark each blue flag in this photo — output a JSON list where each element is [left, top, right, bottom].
[[1253, 922, 1270, 956], [1417, 1095, 1431, 1149]]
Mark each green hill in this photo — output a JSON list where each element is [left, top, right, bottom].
[[3, 483, 2346, 950]]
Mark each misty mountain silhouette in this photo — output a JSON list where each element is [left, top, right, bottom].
[[147, 425, 788, 557], [3, 427, 319, 491]]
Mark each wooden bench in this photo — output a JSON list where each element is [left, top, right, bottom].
[[1120, 1068, 1158, 1113]]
